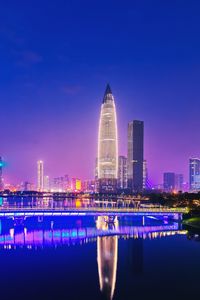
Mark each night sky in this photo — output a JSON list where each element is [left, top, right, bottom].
[[1, 0, 200, 185]]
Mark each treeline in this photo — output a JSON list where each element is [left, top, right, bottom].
[[145, 192, 200, 209]]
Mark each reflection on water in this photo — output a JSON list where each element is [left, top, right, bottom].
[[0, 215, 188, 300], [98, 236, 118, 300], [97, 217, 118, 300], [0, 217, 186, 249]]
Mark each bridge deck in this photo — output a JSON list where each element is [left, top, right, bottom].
[[0, 207, 188, 217]]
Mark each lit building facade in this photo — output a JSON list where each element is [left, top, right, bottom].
[[118, 156, 127, 190], [163, 172, 175, 192], [143, 160, 148, 190], [51, 175, 70, 192], [127, 120, 144, 192], [189, 158, 200, 192], [175, 174, 184, 192], [83, 180, 95, 193], [0, 157, 4, 191], [75, 179, 82, 191], [37, 160, 44, 192], [22, 181, 34, 191], [97, 84, 118, 193], [44, 175, 50, 192]]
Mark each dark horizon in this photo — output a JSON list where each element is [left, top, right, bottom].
[[1, 0, 200, 185]]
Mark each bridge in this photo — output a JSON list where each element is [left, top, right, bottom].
[[0, 207, 188, 219]]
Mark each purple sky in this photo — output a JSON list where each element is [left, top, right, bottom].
[[1, 0, 200, 185]]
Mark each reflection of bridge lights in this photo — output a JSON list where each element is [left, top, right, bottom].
[[10, 228, 14, 238], [75, 200, 81, 208], [71, 230, 77, 238]]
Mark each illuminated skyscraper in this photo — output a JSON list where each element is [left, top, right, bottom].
[[0, 157, 4, 191], [37, 160, 44, 191], [189, 158, 200, 192], [127, 120, 144, 192], [97, 84, 118, 192]]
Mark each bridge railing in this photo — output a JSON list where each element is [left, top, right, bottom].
[[0, 206, 188, 213]]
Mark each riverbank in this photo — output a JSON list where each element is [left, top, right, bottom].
[[183, 217, 200, 229]]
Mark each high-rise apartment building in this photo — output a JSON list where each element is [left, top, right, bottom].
[[118, 156, 127, 190], [189, 158, 200, 192], [127, 120, 144, 192], [37, 160, 44, 192], [163, 172, 175, 192], [175, 174, 184, 192], [97, 84, 118, 193]]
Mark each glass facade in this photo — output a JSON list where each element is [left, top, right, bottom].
[[127, 120, 144, 192], [97, 85, 118, 191], [189, 158, 200, 191]]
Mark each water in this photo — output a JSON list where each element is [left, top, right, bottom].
[[0, 212, 199, 300]]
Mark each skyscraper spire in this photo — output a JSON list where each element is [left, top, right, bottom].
[[103, 84, 113, 103]]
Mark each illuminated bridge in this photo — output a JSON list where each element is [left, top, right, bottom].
[[0, 207, 188, 220]]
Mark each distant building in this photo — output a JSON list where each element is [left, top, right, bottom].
[[51, 175, 70, 192], [83, 180, 95, 193], [52, 177, 64, 192], [189, 158, 200, 192], [63, 174, 70, 191], [75, 179, 82, 191], [175, 174, 184, 192], [97, 84, 118, 193], [44, 175, 50, 192], [163, 172, 175, 192], [143, 160, 148, 190], [118, 156, 127, 190], [70, 177, 82, 192], [71, 177, 76, 192], [127, 120, 144, 192], [37, 160, 44, 191], [22, 181, 34, 191], [0, 157, 4, 191]]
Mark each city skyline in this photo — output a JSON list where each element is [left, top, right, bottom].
[[1, 1, 200, 185], [0, 3, 200, 300]]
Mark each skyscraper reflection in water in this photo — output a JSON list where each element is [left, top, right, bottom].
[[97, 216, 118, 300]]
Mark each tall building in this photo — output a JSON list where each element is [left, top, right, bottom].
[[127, 120, 144, 192], [189, 158, 200, 192], [0, 157, 4, 191], [44, 175, 50, 192], [97, 84, 118, 193], [175, 174, 184, 192], [163, 172, 175, 192], [143, 160, 148, 190], [37, 160, 44, 192], [118, 156, 127, 190]]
